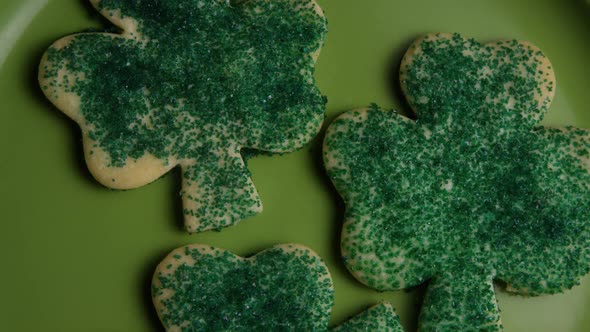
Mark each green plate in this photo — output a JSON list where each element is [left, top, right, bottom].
[[1, 0, 589, 331]]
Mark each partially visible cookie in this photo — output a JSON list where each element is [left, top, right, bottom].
[[324, 33, 590, 330], [152, 244, 334, 331], [332, 303, 404, 332], [39, 0, 327, 232], [152, 244, 404, 331]]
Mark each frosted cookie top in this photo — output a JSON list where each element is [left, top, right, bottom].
[[324, 33, 590, 331], [152, 244, 402, 331], [39, 0, 327, 232]]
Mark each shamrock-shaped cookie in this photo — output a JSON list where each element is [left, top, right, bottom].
[[324, 33, 590, 330], [152, 244, 404, 331], [39, 0, 327, 232]]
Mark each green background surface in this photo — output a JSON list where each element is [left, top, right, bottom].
[[1, 0, 589, 331]]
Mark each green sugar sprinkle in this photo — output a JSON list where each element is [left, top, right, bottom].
[[152, 245, 334, 331], [41, 0, 327, 232], [324, 33, 590, 331]]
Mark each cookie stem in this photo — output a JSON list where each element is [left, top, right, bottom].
[[419, 270, 502, 331], [180, 143, 262, 233]]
